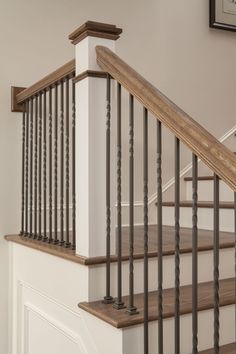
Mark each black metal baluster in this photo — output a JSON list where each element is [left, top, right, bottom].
[[71, 82, 76, 250], [157, 120, 163, 354], [33, 95, 38, 239], [65, 77, 70, 247], [54, 84, 59, 244], [43, 90, 47, 241], [126, 94, 138, 315], [60, 80, 64, 245], [25, 100, 29, 236], [192, 154, 198, 354], [38, 93, 42, 240], [48, 87, 53, 243], [213, 174, 220, 353], [175, 137, 180, 354], [29, 98, 34, 237], [143, 107, 149, 354], [103, 74, 114, 304], [20, 103, 26, 235], [113, 83, 125, 310]]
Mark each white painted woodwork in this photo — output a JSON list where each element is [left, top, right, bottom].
[[9, 242, 111, 354], [75, 36, 117, 257]]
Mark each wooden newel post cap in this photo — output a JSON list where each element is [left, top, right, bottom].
[[69, 21, 123, 45]]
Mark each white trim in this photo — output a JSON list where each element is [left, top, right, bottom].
[[17, 280, 81, 317], [220, 124, 236, 142], [119, 201, 143, 207]]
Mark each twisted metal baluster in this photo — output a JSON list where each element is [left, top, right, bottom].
[[54, 84, 59, 244], [65, 77, 70, 247], [60, 80, 64, 245], [103, 74, 114, 304], [113, 82, 125, 310], [157, 120, 163, 354], [192, 154, 198, 354], [29, 98, 34, 237], [175, 137, 180, 354], [127, 94, 138, 315], [25, 101, 29, 236], [48, 87, 53, 243], [214, 174, 220, 353], [20, 103, 26, 235], [33, 95, 38, 239], [71, 82, 76, 250], [143, 107, 149, 354], [43, 90, 47, 241], [38, 93, 42, 240]]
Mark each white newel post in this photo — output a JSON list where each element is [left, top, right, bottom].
[[69, 22, 122, 257]]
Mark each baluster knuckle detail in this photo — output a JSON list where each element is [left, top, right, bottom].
[[34, 95, 38, 239], [25, 100, 29, 236], [72, 82, 76, 250], [29, 98, 34, 237], [38, 94, 42, 240], [43, 90, 47, 241], [20, 103, 26, 236]]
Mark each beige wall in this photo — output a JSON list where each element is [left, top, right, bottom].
[[1, 0, 236, 352], [118, 0, 236, 205]]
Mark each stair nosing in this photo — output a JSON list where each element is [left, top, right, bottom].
[[5, 232, 235, 266]]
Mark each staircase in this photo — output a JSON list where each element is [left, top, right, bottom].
[[7, 20, 236, 354], [78, 174, 236, 353]]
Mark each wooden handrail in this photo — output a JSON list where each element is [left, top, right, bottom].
[[16, 59, 75, 103], [96, 45, 236, 192]]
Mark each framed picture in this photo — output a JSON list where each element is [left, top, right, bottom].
[[210, 0, 236, 32]]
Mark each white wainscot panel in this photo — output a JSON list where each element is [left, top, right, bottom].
[[15, 281, 99, 354], [24, 304, 83, 354]]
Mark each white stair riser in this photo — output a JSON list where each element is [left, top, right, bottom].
[[186, 180, 234, 202], [123, 305, 235, 354], [163, 206, 235, 232], [88, 248, 234, 301]]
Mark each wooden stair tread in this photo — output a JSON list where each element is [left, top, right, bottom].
[[6, 226, 234, 266], [162, 201, 234, 208], [121, 225, 234, 256], [79, 278, 235, 328], [199, 342, 236, 353]]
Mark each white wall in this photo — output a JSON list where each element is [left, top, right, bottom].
[[1, 0, 236, 352]]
